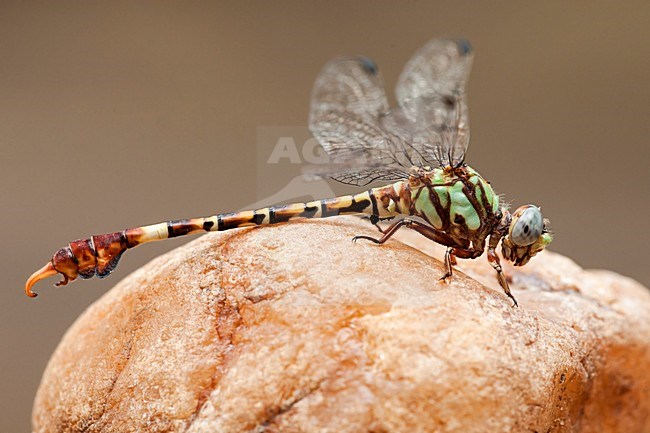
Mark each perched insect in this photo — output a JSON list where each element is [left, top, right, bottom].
[[25, 39, 552, 306]]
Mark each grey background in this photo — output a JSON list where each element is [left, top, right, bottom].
[[1, 1, 648, 431]]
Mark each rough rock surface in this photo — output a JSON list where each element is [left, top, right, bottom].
[[32, 217, 650, 433]]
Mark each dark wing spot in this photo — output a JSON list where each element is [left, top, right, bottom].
[[359, 57, 378, 75], [456, 39, 473, 55], [443, 96, 456, 109]]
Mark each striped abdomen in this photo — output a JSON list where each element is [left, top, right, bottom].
[[25, 184, 408, 297]]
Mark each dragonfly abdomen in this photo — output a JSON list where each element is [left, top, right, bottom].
[[25, 188, 398, 297]]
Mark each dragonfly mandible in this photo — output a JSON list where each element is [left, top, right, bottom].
[[25, 39, 552, 306]]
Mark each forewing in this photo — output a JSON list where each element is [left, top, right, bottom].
[[330, 167, 409, 187], [393, 38, 474, 167], [302, 159, 409, 187], [309, 57, 400, 169]]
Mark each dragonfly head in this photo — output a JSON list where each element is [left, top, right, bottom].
[[501, 205, 552, 266]]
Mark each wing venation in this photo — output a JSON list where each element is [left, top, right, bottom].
[[307, 39, 474, 186]]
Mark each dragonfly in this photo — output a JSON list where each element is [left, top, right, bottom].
[[25, 38, 552, 306]]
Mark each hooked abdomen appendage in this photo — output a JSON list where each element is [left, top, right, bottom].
[[24, 231, 133, 297]]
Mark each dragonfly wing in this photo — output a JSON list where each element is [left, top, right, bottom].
[[308, 57, 430, 186], [302, 157, 409, 187], [308, 40, 474, 183], [330, 166, 409, 187], [393, 38, 474, 167], [309, 57, 398, 168]]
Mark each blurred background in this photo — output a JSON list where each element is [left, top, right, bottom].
[[1, 1, 648, 430]]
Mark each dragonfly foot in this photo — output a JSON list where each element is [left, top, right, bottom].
[[352, 235, 381, 244], [506, 292, 519, 308]]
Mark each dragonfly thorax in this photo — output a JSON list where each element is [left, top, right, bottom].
[[407, 165, 501, 245]]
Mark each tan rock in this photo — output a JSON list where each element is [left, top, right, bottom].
[[32, 217, 650, 433]]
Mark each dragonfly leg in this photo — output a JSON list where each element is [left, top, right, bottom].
[[353, 218, 411, 244], [354, 218, 461, 248], [488, 248, 518, 308], [355, 217, 518, 307], [439, 247, 458, 282], [360, 215, 395, 234], [437, 245, 484, 287]]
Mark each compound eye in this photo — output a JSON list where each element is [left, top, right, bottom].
[[510, 206, 543, 246]]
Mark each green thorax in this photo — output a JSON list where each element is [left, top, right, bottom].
[[410, 165, 500, 235]]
